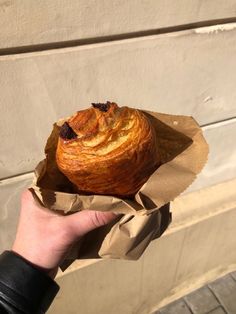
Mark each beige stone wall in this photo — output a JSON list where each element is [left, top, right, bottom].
[[0, 2, 236, 313], [0, 0, 236, 50]]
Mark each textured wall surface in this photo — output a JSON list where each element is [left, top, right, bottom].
[[0, 1, 236, 49]]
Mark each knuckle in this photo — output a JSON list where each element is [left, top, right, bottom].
[[91, 211, 107, 227]]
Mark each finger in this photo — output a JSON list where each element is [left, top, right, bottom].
[[21, 190, 44, 211], [64, 210, 116, 237], [21, 189, 58, 217]]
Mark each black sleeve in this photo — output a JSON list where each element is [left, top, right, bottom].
[[0, 251, 59, 314]]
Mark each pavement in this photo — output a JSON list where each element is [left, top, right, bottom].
[[154, 271, 236, 314]]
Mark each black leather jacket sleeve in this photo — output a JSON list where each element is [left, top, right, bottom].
[[0, 251, 59, 313]]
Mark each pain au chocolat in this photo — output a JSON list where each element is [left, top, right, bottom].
[[56, 102, 161, 197]]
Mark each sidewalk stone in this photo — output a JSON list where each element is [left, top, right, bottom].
[[156, 271, 236, 314], [159, 300, 192, 314], [207, 306, 226, 314], [184, 286, 219, 313], [209, 274, 236, 314]]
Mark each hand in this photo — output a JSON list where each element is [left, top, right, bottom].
[[12, 190, 116, 278]]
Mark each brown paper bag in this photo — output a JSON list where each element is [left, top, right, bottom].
[[31, 110, 208, 270]]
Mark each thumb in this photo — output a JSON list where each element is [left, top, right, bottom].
[[64, 210, 117, 238]]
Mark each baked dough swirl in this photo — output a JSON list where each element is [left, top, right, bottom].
[[56, 102, 160, 197]]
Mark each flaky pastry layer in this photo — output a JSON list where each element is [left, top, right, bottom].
[[56, 102, 160, 197]]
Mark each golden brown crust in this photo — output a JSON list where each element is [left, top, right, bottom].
[[56, 102, 161, 197]]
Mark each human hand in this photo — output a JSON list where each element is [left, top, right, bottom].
[[12, 190, 116, 278]]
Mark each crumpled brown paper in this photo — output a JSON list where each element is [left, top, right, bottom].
[[31, 110, 208, 270]]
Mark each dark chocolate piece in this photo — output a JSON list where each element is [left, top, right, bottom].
[[91, 101, 111, 112], [59, 122, 77, 140]]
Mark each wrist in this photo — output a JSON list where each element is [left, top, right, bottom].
[[0, 251, 59, 313], [11, 247, 58, 279]]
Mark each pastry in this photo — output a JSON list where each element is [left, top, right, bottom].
[[56, 102, 160, 197]]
